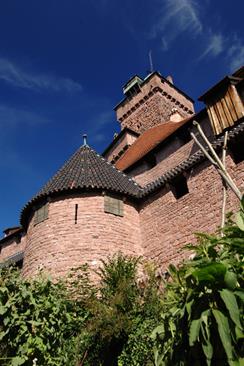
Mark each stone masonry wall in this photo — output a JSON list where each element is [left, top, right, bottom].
[[116, 74, 194, 134], [139, 155, 244, 271], [130, 116, 214, 187], [134, 139, 194, 186], [104, 131, 138, 163], [22, 193, 142, 279], [0, 235, 26, 262]]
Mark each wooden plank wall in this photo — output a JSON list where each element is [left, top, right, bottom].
[[207, 84, 244, 135]]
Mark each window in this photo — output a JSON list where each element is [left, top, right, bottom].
[[104, 195, 124, 217], [34, 203, 49, 225], [170, 175, 189, 199], [229, 136, 244, 164], [145, 154, 157, 169]]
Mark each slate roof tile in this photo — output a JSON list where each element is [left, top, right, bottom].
[[20, 145, 142, 227]]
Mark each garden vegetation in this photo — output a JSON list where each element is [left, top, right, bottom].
[[0, 201, 243, 365]]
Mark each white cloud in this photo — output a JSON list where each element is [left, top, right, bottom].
[[198, 31, 244, 72], [198, 32, 224, 60], [149, 0, 202, 46], [227, 34, 244, 72], [0, 58, 82, 93]]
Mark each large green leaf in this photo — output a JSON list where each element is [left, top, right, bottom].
[[224, 271, 238, 290], [220, 289, 242, 330], [192, 263, 226, 286], [212, 309, 234, 365], [0, 305, 7, 315], [11, 356, 26, 366], [151, 324, 165, 340], [189, 318, 201, 346], [200, 310, 213, 366], [236, 211, 244, 231], [235, 290, 244, 303]]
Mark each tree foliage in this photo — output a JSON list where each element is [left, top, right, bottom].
[[0, 203, 243, 365], [152, 201, 244, 366]]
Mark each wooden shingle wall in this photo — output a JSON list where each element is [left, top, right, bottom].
[[207, 84, 243, 135]]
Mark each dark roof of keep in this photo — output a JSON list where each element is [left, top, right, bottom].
[[20, 144, 142, 227]]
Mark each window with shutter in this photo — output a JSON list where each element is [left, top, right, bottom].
[[104, 195, 124, 217], [34, 203, 49, 225]]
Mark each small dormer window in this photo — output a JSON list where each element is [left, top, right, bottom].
[[104, 195, 124, 217], [170, 175, 189, 199], [34, 203, 49, 225]]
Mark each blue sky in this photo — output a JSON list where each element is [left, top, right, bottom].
[[0, 0, 243, 231]]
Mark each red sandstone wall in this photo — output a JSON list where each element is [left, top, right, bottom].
[[0, 235, 26, 262], [134, 140, 194, 186], [22, 193, 142, 279], [139, 155, 244, 271], [116, 74, 194, 134], [131, 117, 213, 186], [120, 92, 192, 134], [104, 132, 138, 162]]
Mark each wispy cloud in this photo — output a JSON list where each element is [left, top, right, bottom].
[[148, 0, 243, 72], [227, 34, 244, 72], [149, 0, 202, 48], [198, 32, 225, 60], [198, 31, 244, 71], [0, 58, 82, 93]]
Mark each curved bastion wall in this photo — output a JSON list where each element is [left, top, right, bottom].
[[22, 193, 142, 279]]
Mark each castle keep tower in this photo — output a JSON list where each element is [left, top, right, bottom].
[[115, 72, 194, 134]]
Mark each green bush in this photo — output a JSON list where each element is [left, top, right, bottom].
[[1, 202, 243, 365], [152, 204, 244, 366], [0, 254, 162, 365], [0, 268, 88, 365]]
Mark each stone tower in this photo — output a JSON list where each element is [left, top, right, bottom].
[[20, 144, 142, 278], [114, 72, 194, 134]]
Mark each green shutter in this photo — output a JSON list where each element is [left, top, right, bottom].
[[104, 195, 124, 217], [34, 203, 49, 224]]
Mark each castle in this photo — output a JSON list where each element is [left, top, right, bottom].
[[0, 66, 244, 278]]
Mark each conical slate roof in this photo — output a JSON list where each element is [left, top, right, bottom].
[[20, 144, 141, 227]]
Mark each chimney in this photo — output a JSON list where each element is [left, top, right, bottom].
[[166, 75, 173, 84], [169, 108, 184, 122]]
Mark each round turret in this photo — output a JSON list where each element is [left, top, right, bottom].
[[21, 145, 142, 278]]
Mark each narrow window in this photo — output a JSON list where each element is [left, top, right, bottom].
[[74, 204, 78, 224], [104, 195, 124, 217], [34, 203, 49, 225], [145, 154, 157, 169], [170, 175, 189, 199], [229, 136, 244, 164]]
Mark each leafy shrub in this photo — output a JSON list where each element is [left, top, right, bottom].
[[152, 204, 244, 366], [0, 269, 87, 366]]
